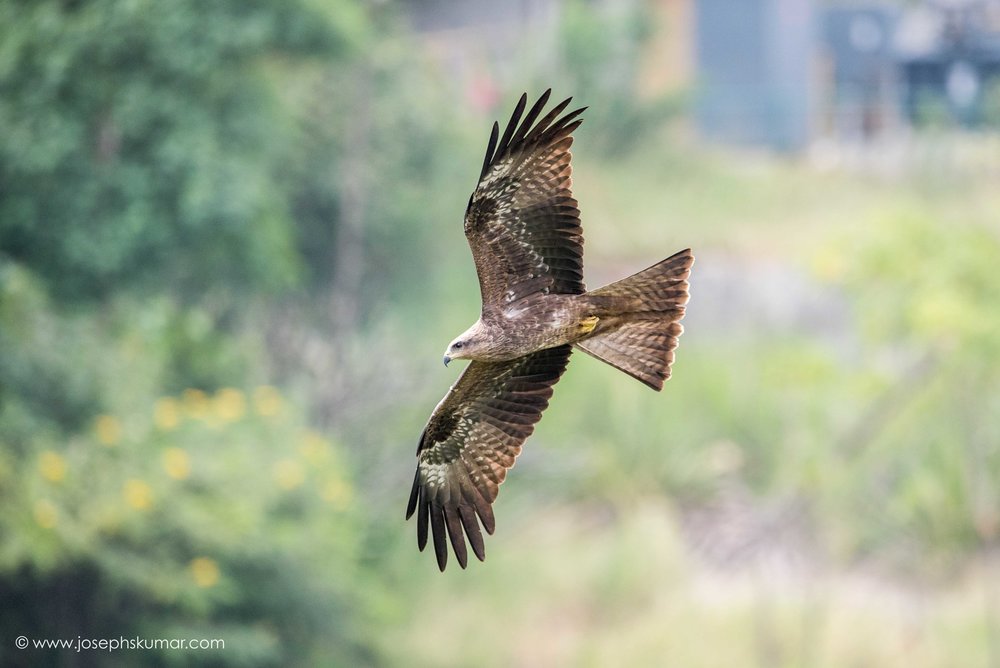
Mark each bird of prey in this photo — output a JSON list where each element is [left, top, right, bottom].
[[406, 90, 693, 571]]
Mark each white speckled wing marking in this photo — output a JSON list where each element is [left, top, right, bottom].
[[405, 345, 573, 571]]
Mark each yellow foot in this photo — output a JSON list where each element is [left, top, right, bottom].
[[578, 315, 599, 335]]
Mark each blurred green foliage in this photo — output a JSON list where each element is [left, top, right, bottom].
[[0, 1, 449, 665], [0, 0, 368, 302], [1, 381, 367, 664], [836, 209, 1000, 569], [0, 263, 374, 665]]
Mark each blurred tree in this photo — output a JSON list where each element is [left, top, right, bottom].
[[0, 0, 364, 302], [0, 2, 407, 665], [556, 0, 686, 156]]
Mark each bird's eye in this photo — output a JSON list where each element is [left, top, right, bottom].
[[453, 341, 464, 350]]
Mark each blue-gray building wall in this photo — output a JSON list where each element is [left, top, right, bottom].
[[695, 0, 816, 151]]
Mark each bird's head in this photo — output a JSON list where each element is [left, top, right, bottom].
[[443, 322, 485, 366]]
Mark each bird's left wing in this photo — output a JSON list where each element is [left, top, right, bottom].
[[406, 345, 573, 571], [465, 90, 588, 311]]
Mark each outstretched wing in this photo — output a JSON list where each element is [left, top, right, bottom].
[[465, 90, 587, 311], [406, 345, 573, 571]]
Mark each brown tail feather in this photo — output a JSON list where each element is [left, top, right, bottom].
[[576, 248, 693, 391]]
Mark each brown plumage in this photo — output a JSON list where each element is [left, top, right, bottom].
[[406, 90, 694, 570]]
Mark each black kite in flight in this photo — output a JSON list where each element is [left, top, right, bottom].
[[406, 90, 693, 570]]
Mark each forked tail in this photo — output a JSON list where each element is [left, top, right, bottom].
[[576, 248, 693, 390]]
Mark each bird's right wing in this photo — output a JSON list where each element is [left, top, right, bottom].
[[406, 345, 573, 571]]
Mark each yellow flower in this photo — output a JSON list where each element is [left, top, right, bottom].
[[189, 557, 220, 588], [153, 397, 181, 431], [322, 478, 353, 509], [38, 451, 67, 482], [298, 431, 331, 464], [123, 479, 153, 510], [253, 385, 284, 418], [162, 448, 191, 480], [34, 499, 58, 528], [94, 415, 122, 446], [273, 459, 305, 491], [213, 388, 246, 423], [182, 389, 209, 419]]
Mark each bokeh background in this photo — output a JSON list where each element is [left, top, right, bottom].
[[2, 0, 999, 665]]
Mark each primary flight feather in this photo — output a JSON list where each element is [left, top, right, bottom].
[[406, 90, 694, 571]]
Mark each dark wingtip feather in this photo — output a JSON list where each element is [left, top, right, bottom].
[[480, 121, 500, 180], [496, 93, 528, 161], [444, 508, 469, 569], [416, 487, 429, 551], [430, 504, 448, 571], [549, 110, 586, 140], [509, 89, 552, 147], [526, 96, 572, 144], [476, 91, 586, 186], [562, 119, 584, 140], [479, 502, 496, 535], [458, 504, 486, 562], [405, 468, 419, 520]]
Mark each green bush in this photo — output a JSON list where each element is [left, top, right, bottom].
[[832, 209, 1000, 570], [0, 376, 370, 666]]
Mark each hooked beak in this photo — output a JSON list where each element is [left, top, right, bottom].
[[443, 355, 451, 367]]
